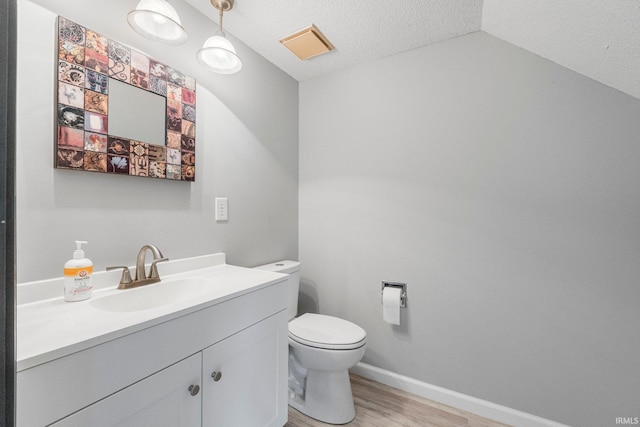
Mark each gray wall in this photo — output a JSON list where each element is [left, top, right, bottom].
[[16, 0, 298, 282], [299, 31, 640, 427]]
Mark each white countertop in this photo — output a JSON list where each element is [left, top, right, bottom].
[[17, 253, 287, 371]]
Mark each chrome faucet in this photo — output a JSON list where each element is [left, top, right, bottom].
[[107, 244, 169, 289]]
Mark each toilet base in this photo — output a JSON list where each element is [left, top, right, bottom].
[[289, 368, 356, 425]]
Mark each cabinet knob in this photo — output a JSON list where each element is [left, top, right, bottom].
[[211, 371, 222, 382], [188, 384, 200, 396]]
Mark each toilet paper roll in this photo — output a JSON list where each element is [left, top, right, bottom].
[[382, 287, 402, 325]]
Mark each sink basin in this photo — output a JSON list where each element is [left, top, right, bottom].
[[91, 278, 213, 312]]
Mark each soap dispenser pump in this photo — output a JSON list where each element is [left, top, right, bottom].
[[64, 240, 93, 302]]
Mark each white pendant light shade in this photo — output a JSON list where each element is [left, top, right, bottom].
[[127, 0, 187, 45], [197, 34, 243, 74], [198, 0, 242, 74]]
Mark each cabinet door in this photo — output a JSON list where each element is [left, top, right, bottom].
[[51, 353, 202, 427], [203, 311, 288, 427]]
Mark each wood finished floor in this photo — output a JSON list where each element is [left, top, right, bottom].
[[285, 374, 511, 427]]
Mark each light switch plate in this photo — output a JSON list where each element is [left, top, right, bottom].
[[215, 197, 228, 221]]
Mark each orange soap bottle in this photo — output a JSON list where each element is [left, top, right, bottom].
[[64, 240, 93, 302]]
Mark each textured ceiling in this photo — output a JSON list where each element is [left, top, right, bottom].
[[184, 0, 484, 81], [184, 0, 640, 99]]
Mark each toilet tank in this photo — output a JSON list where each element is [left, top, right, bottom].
[[253, 260, 300, 320]]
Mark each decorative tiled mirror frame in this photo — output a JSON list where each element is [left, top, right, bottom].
[[55, 16, 196, 181]]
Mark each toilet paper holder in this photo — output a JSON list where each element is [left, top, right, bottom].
[[381, 281, 407, 308]]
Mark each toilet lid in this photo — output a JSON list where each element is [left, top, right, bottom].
[[289, 313, 366, 350]]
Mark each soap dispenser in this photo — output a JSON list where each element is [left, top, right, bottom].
[[64, 240, 93, 302]]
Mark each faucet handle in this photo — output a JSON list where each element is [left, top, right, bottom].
[[106, 266, 133, 287], [149, 257, 169, 279]]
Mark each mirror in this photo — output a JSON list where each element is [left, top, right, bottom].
[[55, 16, 196, 181], [108, 79, 166, 146]]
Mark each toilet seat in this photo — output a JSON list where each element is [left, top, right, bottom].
[[289, 313, 366, 350]]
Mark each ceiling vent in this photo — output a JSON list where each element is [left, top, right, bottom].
[[279, 24, 335, 60]]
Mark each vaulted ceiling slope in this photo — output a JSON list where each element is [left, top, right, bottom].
[[186, 0, 640, 99], [483, 0, 640, 100]]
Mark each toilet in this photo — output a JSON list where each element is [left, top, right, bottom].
[[254, 261, 366, 425]]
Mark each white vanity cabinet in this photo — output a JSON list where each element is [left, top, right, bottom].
[[51, 352, 203, 427], [50, 312, 287, 427], [17, 276, 289, 427], [203, 312, 285, 427]]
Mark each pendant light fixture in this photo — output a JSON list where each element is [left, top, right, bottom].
[[197, 0, 242, 74], [127, 0, 187, 45]]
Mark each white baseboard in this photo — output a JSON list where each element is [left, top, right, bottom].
[[350, 362, 570, 427]]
